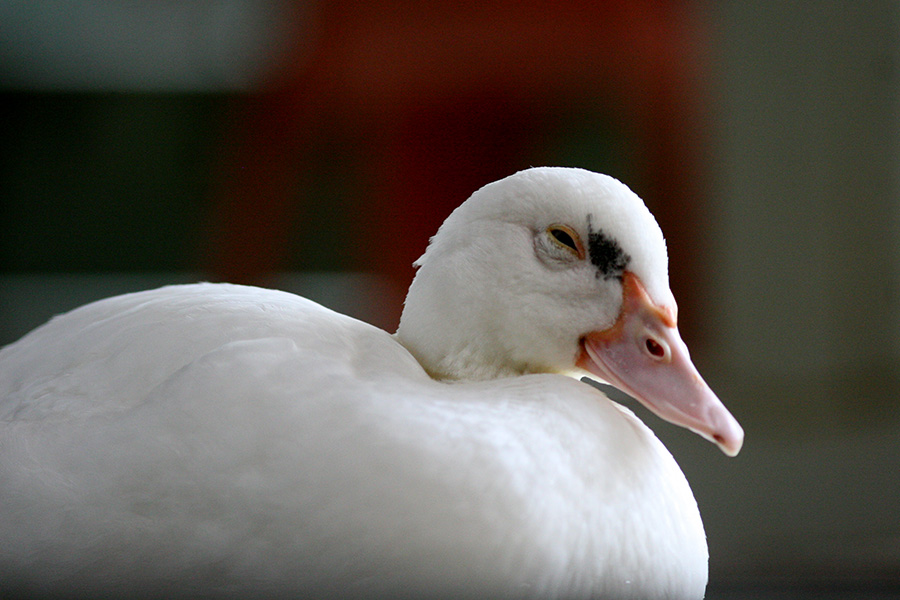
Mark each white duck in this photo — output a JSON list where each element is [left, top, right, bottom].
[[0, 167, 742, 599]]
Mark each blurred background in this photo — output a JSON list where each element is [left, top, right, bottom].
[[1, 1, 898, 597]]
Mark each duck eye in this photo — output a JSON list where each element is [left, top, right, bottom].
[[550, 228, 576, 250], [547, 225, 584, 258]]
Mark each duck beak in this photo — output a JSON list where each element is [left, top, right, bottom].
[[576, 272, 744, 456]]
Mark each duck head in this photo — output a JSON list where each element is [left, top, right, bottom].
[[395, 167, 743, 456]]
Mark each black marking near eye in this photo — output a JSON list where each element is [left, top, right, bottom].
[[587, 215, 630, 280]]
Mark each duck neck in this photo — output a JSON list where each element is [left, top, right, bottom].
[[395, 264, 524, 383]]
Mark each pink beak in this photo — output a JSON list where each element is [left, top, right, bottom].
[[577, 272, 744, 456]]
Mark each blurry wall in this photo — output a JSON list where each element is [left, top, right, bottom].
[[671, 1, 900, 592], [1, 1, 706, 333]]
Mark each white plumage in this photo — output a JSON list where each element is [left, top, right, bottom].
[[0, 167, 741, 598]]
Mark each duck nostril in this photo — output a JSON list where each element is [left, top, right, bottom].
[[645, 338, 666, 359]]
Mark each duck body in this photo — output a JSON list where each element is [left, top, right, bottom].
[[0, 283, 705, 598], [0, 168, 739, 599]]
